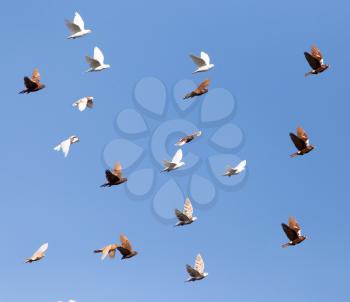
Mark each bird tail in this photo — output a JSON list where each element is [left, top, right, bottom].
[[94, 249, 102, 253], [54, 145, 61, 152], [18, 89, 27, 94], [183, 92, 194, 100], [25, 259, 32, 263], [281, 243, 290, 248], [304, 71, 313, 77], [290, 152, 299, 158], [100, 183, 109, 188]]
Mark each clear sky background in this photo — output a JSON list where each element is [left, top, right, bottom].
[[1, 0, 349, 301]]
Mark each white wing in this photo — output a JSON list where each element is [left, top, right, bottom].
[[101, 247, 110, 260], [234, 160, 247, 172], [200, 51, 210, 65], [93, 47, 105, 65], [74, 12, 85, 30], [190, 54, 206, 67], [78, 101, 87, 111], [183, 198, 193, 219], [60, 139, 71, 158], [194, 254, 204, 274], [172, 149, 183, 163], [35, 242, 48, 255]]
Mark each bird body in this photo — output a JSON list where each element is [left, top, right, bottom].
[[304, 45, 329, 76], [54, 136, 79, 158], [25, 243, 48, 263], [190, 52, 214, 73], [223, 160, 247, 176], [289, 127, 314, 157], [19, 69, 45, 94], [281, 217, 307, 248], [94, 244, 118, 260], [175, 131, 202, 146], [72, 96, 94, 112], [86, 47, 110, 72], [65, 12, 91, 39], [184, 79, 210, 99], [175, 198, 197, 226], [101, 162, 127, 187], [186, 254, 208, 282], [162, 149, 185, 172]]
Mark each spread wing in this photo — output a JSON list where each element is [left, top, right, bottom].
[[120, 234, 133, 252], [73, 12, 85, 30], [196, 79, 210, 92], [304, 52, 321, 69], [281, 223, 298, 241], [105, 170, 120, 183], [33, 242, 48, 257], [77, 100, 87, 111], [175, 209, 189, 222], [93, 47, 105, 64], [60, 139, 71, 158], [101, 246, 111, 260], [65, 19, 80, 34], [24, 77, 38, 90], [183, 198, 193, 219], [234, 160, 247, 171], [288, 217, 302, 235], [311, 45, 323, 62], [113, 162, 123, 178], [186, 265, 202, 278], [289, 133, 306, 151], [200, 51, 210, 65], [297, 127, 309, 145], [194, 254, 204, 274], [172, 149, 183, 163], [85, 56, 101, 69], [190, 54, 206, 67], [31, 69, 41, 83]]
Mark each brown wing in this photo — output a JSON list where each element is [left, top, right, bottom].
[[186, 265, 202, 278], [304, 52, 321, 69], [195, 79, 210, 92], [175, 209, 190, 222], [288, 217, 301, 234], [105, 169, 120, 183], [281, 223, 298, 241], [311, 45, 323, 61], [24, 77, 38, 90], [113, 162, 123, 178], [120, 234, 133, 252], [297, 127, 309, 142], [31, 68, 41, 83], [290, 133, 306, 151]]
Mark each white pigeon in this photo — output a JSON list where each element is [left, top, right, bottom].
[[162, 149, 185, 172], [65, 12, 91, 39], [54, 136, 80, 158], [175, 198, 197, 226], [85, 47, 110, 72], [186, 254, 208, 282], [190, 51, 214, 73], [72, 96, 94, 112], [223, 159, 247, 177]]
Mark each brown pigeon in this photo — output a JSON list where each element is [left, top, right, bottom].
[[19, 68, 46, 94], [289, 126, 314, 157], [94, 244, 118, 260], [116, 234, 138, 259], [281, 217, 307, 248], [175, 131, 202, 146], [100, 162, 127, 187], [304, 45, 329, 76], [183, 79, 210, 99]]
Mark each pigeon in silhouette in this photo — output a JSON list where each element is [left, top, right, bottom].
[[183, 79, 210, 99], [19, 68, 45, 94], [72, 96, 94, 112], [116, 234, 138, 259], [223, 160, 247, 176], [85, 47, 110, 72], [54, 136, 80, 158], [281, 217, 307, 248], [289, 127, 314, 157], [25, 243, 48, 263], [186, 254, 208, 282], [101, 162, 127, 187], [94, 244, 118, 260], [190, 52, 214, 73], [65, 12, 91, 39], [304, 45, 329, 76], [175, 198, 197, 226], [175, 131, 202, 146], [162, 149, 185, 172]]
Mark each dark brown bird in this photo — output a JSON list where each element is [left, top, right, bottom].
[[304, 45, 329, 76], [100, 162, 127, 187], [116, 234, 138, 259], [281, 217, 307, 248], [19, 68, 46, 94], [183, 79, 210, 99], [289, 126, 314, 157], [175, 131, 202, 146]]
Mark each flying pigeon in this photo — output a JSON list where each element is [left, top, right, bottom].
[[19, 68, 45, 94], [186, 254, 208, 282], [100, 162, 127, 187], [94, 244, 118, 260], [161, 149, 185, 172], [116, 234, 138, 259], [175, 198, 197, 226], [54, 136, 80, 158], [289, 127, 314, 157], [175, 131, 202, 146], [72, 96, 94, 112], [25, 243, 48, 263], [183, 79, 210, 99], [304, 45, 329, 76], [223, 160, 247, 176], [65, 12, 91, 39], [281, 217, 307, 248], [85, 47, 110, 72], [190, 51, 214, 73]]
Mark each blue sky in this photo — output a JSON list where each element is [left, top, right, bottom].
[[1, 0, 349, 301]]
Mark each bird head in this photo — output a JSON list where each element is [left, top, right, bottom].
[[203, 272, 209, 277], [192, 216, 198, 222], [41, 84, 46, 89], [105, 64, 111, 69], [70, 136, 80, 144]]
